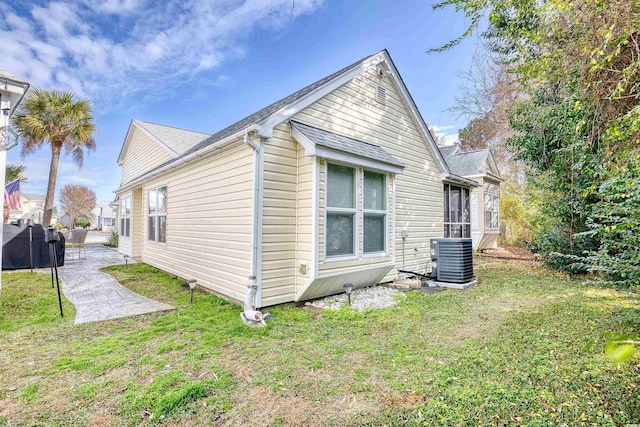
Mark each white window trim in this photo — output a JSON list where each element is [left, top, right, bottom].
[[324, 162, 390, 262], [325, 163, 358, 260], [362, 171, 389, 257], [147, 185, 167, 244], [484, 193, 500, 230]]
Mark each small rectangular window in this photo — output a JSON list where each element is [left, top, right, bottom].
[[148, 186, 167, 243], [119, 196, 131, 237], [363, 170, 386, 253], [485, 194, 499, 229]]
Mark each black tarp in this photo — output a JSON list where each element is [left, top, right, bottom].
[[2, 224, 65, 270]]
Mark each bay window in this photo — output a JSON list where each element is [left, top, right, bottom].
[[326, 163, 388, 259], [148, 186, 167, 243], [444, 184, 470, 238], [119, 196, 130, 237]]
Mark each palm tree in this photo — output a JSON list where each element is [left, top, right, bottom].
[[12, 89, 96, 226]]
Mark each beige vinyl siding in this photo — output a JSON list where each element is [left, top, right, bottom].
[[294, 67, 443, 281], [260, 123, 298, 306], [121, 127, 173, 185], [137, 141, 255, 304], [295, 147, 314, 290]]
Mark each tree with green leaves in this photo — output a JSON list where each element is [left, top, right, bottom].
[[5, 164, 27, 183], [435, 0, 640, 361], [12, 89, 96, 226]]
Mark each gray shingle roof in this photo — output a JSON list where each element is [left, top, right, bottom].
[[137, 120, 209, 155], [180, 52, 378, 157], [439, 144, 491, 176], [291, 120, 404, 167]]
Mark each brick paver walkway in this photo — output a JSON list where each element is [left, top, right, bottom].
[[58, 244, 174, 324]]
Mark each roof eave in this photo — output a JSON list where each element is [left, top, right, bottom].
[[442, 173, 480, 187]]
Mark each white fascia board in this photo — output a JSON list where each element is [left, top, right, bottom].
[[117, 120, 137, 165], [379, 51, 451, 175], [465, 173, 504, 183], [441, 173, 481, 188], [114, 125, 259, 193], [256, 52, 387, 138], [486, 152, 502, 178], [290, 124, 316, 153], [0, 76, 30, 115]]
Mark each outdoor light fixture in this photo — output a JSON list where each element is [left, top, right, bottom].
[[123, 255, 129, 269], [343, 282, 354, 306], [187, 279, 197, 304]]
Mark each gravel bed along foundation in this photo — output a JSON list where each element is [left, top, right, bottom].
[[308, 285, 406, 311]]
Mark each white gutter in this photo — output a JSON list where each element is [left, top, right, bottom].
[[241, 132, 265, 327], [441, 173, 480, 188], [114, 124, 260, 194]]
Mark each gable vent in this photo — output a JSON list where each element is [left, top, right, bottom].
[[376, 85, 387, 105]]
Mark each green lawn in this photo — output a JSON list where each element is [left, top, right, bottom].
[[0, 258, 638, 426]]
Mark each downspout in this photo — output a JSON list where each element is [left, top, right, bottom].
[[242, 132, 265, 327]]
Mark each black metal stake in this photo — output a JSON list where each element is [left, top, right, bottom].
[[49, 244, 55, 289], [28, 225, 33, 273], [49, 242, 63, 317], [347, 293, 351, 306]]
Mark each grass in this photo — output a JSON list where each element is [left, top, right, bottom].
[[0, 258, 638, 426]]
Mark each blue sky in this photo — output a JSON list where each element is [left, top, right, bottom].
[[2, 0, 481, 204]]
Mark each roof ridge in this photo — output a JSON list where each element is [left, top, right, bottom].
[[138, 120, 210, 136], [456, 147, 490, 155]]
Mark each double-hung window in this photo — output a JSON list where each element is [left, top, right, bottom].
[[326, 164, 356, 257], [119, 197, 130, 237], [326, 163, 388, 258], [444, 184, 470, 238], [485, 194, 499, 229], [148, 186, 167, 243], [363, 170, 386, 254]]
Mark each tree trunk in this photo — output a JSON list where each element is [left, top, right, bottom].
[[43, 145, 62, 227]]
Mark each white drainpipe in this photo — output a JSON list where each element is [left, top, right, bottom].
[[241, 132, 265, 327]]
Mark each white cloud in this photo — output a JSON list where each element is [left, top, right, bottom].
[[0, 0, 324, 108]]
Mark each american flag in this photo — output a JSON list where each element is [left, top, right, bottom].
[[4, 179, 21, 210]]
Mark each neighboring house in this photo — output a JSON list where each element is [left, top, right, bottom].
[[92, 202, 117, 232], [115, 49, 482, 309], [439, 144, 502, 250], [10, 193, 58, 225]]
